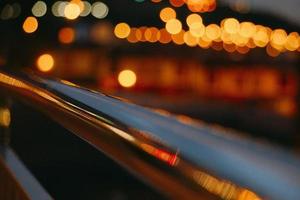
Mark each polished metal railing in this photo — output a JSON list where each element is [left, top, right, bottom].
[[0, 70, 300, 200], [0, 146, 52, 200]]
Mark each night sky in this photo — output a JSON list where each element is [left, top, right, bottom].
[[222, 0, 300, 25]]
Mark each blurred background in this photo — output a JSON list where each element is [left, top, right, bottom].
[[1, 0, 300, 199], [1, 0, 300, 156]]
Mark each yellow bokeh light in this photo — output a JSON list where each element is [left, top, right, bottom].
[[184, 31, 198, 47], [189, 22, 205, 38], [221, 31, 233, 44], [64, 3, 80, 20], [224, 18, 240, 34], [186, 13, 202, 27], [37, 54, 54, 72], [159, 7, 176, 22], [239, 22, 256, 38], [166, 19, 182, 35], [271, 29, 287, 47], [171, 30, 185, 45], [285, 32, 299, 51], [205, 24, 221, 41], [22, 16, 38, 33], [114, 23, 131, 39], [253, 27, 269, 47], [71, 0, 84, 12], [198, 38, 211, 49], [118, 70, 137, 88]]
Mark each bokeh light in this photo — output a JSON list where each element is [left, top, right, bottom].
[[32, 1, 47, 17], [224, 18, 240, 34], [118, 69, 137, 88], [37, 54, 55, 72], [166, 19, 182, 35], [58, 27, 75, 44], [190, 22, 205, 38], [91, 2, 109, 19], [64, 3, 80, 20], [186, 14, 202, 27], [22, 16, 38, 33], [114, 23, 131, 39], [205, 24, 221, 41], [80, 1, 91, 16], [159, 7, 176, 23]]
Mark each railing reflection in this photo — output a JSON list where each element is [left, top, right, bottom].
[[0, 71, 300, 200]]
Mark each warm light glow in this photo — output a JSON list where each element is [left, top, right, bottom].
[[37, 54, 54, 72], [159, 7, 176, 23], [239, 22, 256, 38], [205, 24, 221, 40], [186, 0, 216, 13], [166, 19, 182, 35], [159, 28, 172, 43], [22, 16, 38, 33], [198, 37, 212, 48], [253, 27, 269, 47], [186, 14, 202, 27], [171, 30, 185, 45], [114, 23, 131, 39], [285, 32, 300, 51], [169, 0, 185, 7], [80, 1, 91, 16], [238, 189, 262, 200], [58, 27, 75, 44], [64, 3, 80, 20], [184, 31, 198, 47], [145, 27, 160, 43], [32, 1, 47, 17], [0, 108, 11, 127], [71, 0, 84, 12], [118, 70, 137, 88], [271, 29, 287, 50], [224, 18, 240, 34], [189, 22, 205, 38]]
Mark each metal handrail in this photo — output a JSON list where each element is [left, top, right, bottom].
[[0, 71, 300, 200], [0, 145, 52, 200]]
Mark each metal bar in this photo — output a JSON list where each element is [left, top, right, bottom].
[[0, 71, 300, 200], [0, 145, 52, 200]]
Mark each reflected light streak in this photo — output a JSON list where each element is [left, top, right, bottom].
[[193, 170, 262, 200], [140, 143, 178, 166], [104, 125, 135, 142]]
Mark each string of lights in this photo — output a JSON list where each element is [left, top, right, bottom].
[[114, 5, 300, 57]]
